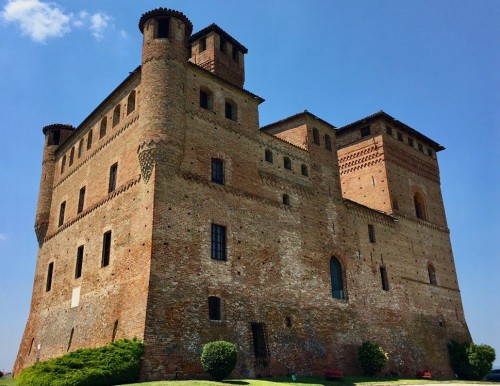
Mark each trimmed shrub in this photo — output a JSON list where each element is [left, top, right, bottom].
[[357, 341, 388, 376], [448, 340, 496, 380], [17, 338, 144, 386], [200, 341, 237, 381]]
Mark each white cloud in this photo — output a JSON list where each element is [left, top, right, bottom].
[[1, 0, 71, 42], [1, 0, 113, 42], [0, 233, 6, 241]]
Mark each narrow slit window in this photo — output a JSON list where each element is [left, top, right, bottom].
[[414, 193, 426, 220], [211, 158, 224, 185], [283, 157, 291, 170], [112, 320, 119, 342], [112, 105, 121, 127], [77, 186, 86, 214], [301, 164, 308, 176], [211, 224, 226, 261], [61, 155, 66, 173], [313, 128, 320, 145], [108, 163, 118, 193], [69, 147, 75, 166], [282, 194, 290, 206], [46, 262, 54, 292], [75, 245, 84, 279], [368, 224, 376, 243], [58, 201, 66, 227], [78, 139, 84, 158], [330, 256, 345, 299], [99, 117, 107, 139], [67, 328, 74, 352], [428, 265, 437, 285], [324, 134, 332, 151], [127, 91, 136, 115], [208, 296, 221, 320], [87, 129, 93, 150], [265, 149, 273, 163], [101, 230, 112, 267], [380, 266, 389, 291]]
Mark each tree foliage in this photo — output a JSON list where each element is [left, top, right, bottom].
[[357, 341, 388, 376], [200, 341, 237, 381], [448, 340, 496, 380]]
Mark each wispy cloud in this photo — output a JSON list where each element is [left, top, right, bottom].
[[0, 233, 7, 241], [1, 0, 114, 43]]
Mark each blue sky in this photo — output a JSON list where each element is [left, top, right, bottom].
[[0, 0, 498, 373]]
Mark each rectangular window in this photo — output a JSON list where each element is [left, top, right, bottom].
[[211, 224, 226, 261], [101, 230, 112, 267], [208, 296, 221, 321], [46, 262, 54, 292], [427, 148, 433, 157], [87, 130, 93, 150], [368, 224, 376, 243], [200, 90, 209, 109], [78, 139, 84, 158], [418, 143, 424, 152], [220, 38, 227, 53], [360, 126, 371, 138], [108, 163, 118, 193], [386, 126, 392, 136], [408, 137, 414, 147], [75, 245, 84, 279], [397, 132, 403, 141], [251, 322, 269, 366], [77, 186, 86, 214], [211, 158, 224, 185], [380, 266, 389, 291], [157, 18, 169, 39], [199, 37, 206, 52], [58, 201, 66, 227]]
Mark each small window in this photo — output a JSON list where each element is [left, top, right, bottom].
[[251, 322, 269, 366], [225, 100, 237, 121], [112, 320, 119, 342], [208, 296, 221, 321], [232, 48, 239, 63], [265, 149, 273, 163], [87, 129, 93, 150], [58, 201, 66, 227], [386, 126, 393, 136], [301, 164, 308, 176], [77, 186, 86, 214], [46, 262, 54, 292], [49, 130, 60, 146], [380, 266, 389, 291], [368, 224, 376, 243], [408, 137, 414, 147], [414, 192, 426, 220], [200, 89, 213, 111], [360, 126, 371, 138], [211, 158, 224, 185], [199, 37, 206, 52], [108, 163, 118, 193], [397, 132, 403, 142], [101, 230, 112, 267], [61, 155, 66, 173], [69, 147, 75, 166], [99, 117, 107, 139], [324, 134, 332, 151], [75, 245, 84, 279], [283, 157, 291, 170], [220, 37, 227, 53], [127, 91, 136, 115], [112, 105, 121, 127], [427, 148, 433, 157], [67, 328, 74, 352], [157, 18, 169, 39], [77, 139, 84, 158], [282, 194, 290, 206], [330, 256, 345, 299], [211, 224, 226, 261], [428, 265, 437, 285], [418, 143, 424, 152], [312, 128, 320, 145]]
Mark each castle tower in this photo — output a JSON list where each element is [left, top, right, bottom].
[[35, 124, 74, 245], [137, 8, 193, 182]]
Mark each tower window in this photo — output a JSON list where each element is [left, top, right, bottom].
[[58, 201, 66, 227], [78, 139, 84, 158], [99, 117, 107, 139], [360, 126, 371, 138], [200, 89, 213, 111], [112, 105, 121, 127], [49, 130, 60, 146], [232, 48, 239, 63], [418, 143, 424, 152], [75, 245, 84, 279], [101, 230, 112, 267], [380, 266, 389, 291], [428, 265, 437, 285], [325, 134, 332, 151], [46, 262, 54, 292], [69, 147, 75, 166], [251, 322, 269, 367], [61, 155, 66, 173], [208, 296, 221, 321], [199, 37, 206, 52], [282, 194, 290, 206], [368, 224, 376, 243], [414, 192, 426, 220], [427, 148, 433, 157], [312, 128, 320, 145], [386, 126, 393, 136], [301, 164, 308, 176], [87, 129, 93, 150], [108, 163, 118, 193], [330, 256, 345, 299], [225, 100, 237, 121], [157, 18, 169, 39], [77, 186, 86, 214], [211, 224, 226, 261], [283, 157, 291, 170], [220, 37, 227, 53], [211, 158, 224, 185], [408, 137, 414, 147], [397, 132, 403, 141], [265, 149, 273, 163], [127, 91, 136, 115]]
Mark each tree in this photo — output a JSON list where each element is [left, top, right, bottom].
[[448, 340, 496, 380], [358, 341, 388, 376]]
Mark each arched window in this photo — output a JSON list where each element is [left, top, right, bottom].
[[127, 91, 136, 115], [77, 139, 84, 158], [428, 264, 437, 285], [225, 99, 237, 121], [330, 257, 345, 299], [69, 147, 75, 166], [283, 156, 291, 170], [99, 117, 107, 139], [265, 149, 273, 163], [313, 128, 320, 145], [199, 88, 213, 111], [282, 194, 290, 206], [61, 155, 66, 173], [324, 134, 332, 151], [301, 164, 308, 176], [414, 192, 427, 220], [112, 105, 121, 127]]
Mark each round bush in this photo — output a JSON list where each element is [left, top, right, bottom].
[[357, 341, 388, 376], [200, 341, 237, 381]]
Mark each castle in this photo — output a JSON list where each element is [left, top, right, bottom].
[[15, 8, 471, 380]]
